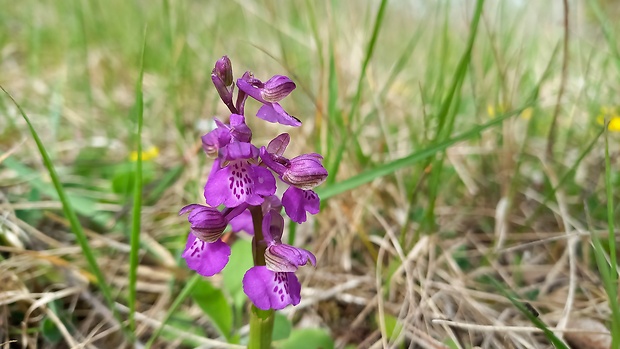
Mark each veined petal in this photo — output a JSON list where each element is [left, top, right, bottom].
[[182, 233, 230, 277], [261, 75, 296, 102], [242, 266, 301, 310], [201, 122, 231, 156]]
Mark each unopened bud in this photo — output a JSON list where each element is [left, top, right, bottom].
[[214, 56, 233, 86]]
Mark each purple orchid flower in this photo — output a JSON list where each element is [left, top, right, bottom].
[[236, 74, 301, 127], [179, 204, 246, 276], [242, 210, 315, 310], [181, 56, 327, 314], [260, 133, 327, 223]]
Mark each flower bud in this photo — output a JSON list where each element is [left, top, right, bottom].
[[261, 75, 296, 102], [214, 56, 233, 86]]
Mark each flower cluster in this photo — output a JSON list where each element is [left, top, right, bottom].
[[180, 56, 327, 310]]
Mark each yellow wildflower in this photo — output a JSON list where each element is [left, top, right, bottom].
[[130, 146, 160, 162], [520, 107, 533, 120], [609, 117, 620, 132], [487, 103, 506, 119], [596, 106, 620, 132]]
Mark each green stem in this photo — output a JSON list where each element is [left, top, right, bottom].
[[248, 305, 275, 349], [247, 206, 275, 349]]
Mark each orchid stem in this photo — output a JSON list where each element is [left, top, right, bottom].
[[248, 305, 275, 349], [248, 205, 275, 349]]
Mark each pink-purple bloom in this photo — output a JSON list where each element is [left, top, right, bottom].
[[180, 56, 326, 311], [237, 75, 301, 127]]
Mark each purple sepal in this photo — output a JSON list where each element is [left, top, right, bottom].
[[282, 186, 320, 223], [261, 75, 296, 102], [242, 266, 301, 310], [265, 243, 316, 272], [178, 204, 227, 242], [284, 153, 327, 190], [182, 233, 231, 277], [262, 209, 285, 243], [266, 133, 290, 157]]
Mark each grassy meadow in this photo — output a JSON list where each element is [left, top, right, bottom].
[[1, 0, 620, 348]]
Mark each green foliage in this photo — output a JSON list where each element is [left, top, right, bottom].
[[191, 278, 233, 340], [272, 313, 292, 341], [275, 328, 334, 349], [223, 239, 254, 310], [39, 301, 67, 344]]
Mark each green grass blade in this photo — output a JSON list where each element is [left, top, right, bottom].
[[587, 0, 620, 74], [326, 0, 389, 184], [0, 86, 131, 339], [488, 277, 570, 349], [144, 274, 201, 349], [523, 127, 604, 227], [604, 126, 620, 346], [128, 26, 147, 332], [317, 105, 527, 201]]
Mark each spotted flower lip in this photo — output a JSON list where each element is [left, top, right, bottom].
[[182, 233, 231, 277], [242, 266, 301, 310], [282, 186, 320, 224]]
